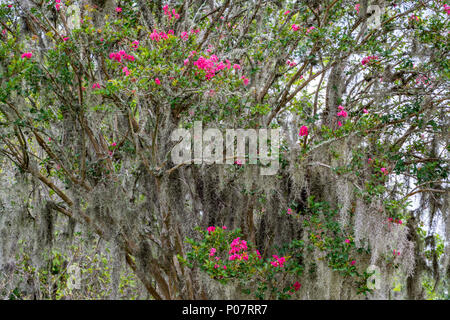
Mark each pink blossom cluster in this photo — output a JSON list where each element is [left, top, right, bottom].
[[416, 74, 431, 86], [270, 255, 286, 267], [180, 31, 189, 40], [149, 30, 171, 41], [228, 237, 249, 261], [361, 55, 378, 65], [286, 60, 297, 67], [55, 0, 61, 11], [306, 26, 316, 34], [388, 218, 403, 225], [355, 4, 360, 14], [336, 105, 348, 118], [393, 249, 401, 256], [131, 40, 139, 49], [207, 226, 216, 234], [444, 4, 450, 15], [299, 125, 308, 136], [92, 83, 101, 89], [287, 208, 293, 215], [163, 4, 180, 20], [109, 51, 135, 63], [291, 24, 300, 31], [21, 52, 32, 59], [409, 15, 419, 21]]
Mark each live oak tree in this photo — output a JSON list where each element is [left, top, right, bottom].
[[0, 0, 448, 299]]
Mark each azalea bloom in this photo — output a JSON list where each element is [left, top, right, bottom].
[[115, 7, 122, 13], [293, 282, 301, 291], [299, 125, 308, 136], [132, 40, 139, 49], [363, 109, 368, 113], [155, 78, 161, 85], [92, 83, 101, 89], [180, 32, 189, 40], [233, 64, 241, 70], [284, 10, 291, 15], [122, 67, 130, 76], [55, 3, 60, 10], [209, 248, 216, 256], [337, 121, 343, 127], [350, 260, 356, 266], [355, 4, 360, 14], [111, 142, 117, 147], [287, 208, 293, 215], [306, 26, 316, 34], [345, 239, 351, 244], [207, 226, 216, 234], [21, 52, 32, 59], [381, 167, 387, 174], [222, 226, 227, 230], [214, 264, 219, 269], [184, 58, 189, 66], [291, 24, 299, 31]]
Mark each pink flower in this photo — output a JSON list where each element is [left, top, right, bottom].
[[92, 83, 101, 89], [345, 239, 351, 244], [222, 226, 227, 230], [155, 78, 161, 85], [284, 10, 291, 15], [63, 37, 69, 42], [223, 265, 227, 270], [350, 260, 356, 266], [355, 4, 360, 14], [122, 66, 130, 76], [115, 7, 122, 13], [363, 109, 368, 114], [306, 26, 315, 34], [256, 250, 262, 259], [233, 64, 241, 70], [21, 52, 32, 59], [242, 76, 249, 86], [293, 281, 301, 291], [180, 32, 189, 40], [214, 264, 219, 269], [207, 226, 216, 234], [381, 167, 387, 174], [337, 121, 343, 127], [209, 248, 216, 256], [291, 24, 299, 31], [398, 220, 403, 225], [368, 158, 372, 163], [287, 208, 293, 215], [298, 125, 308, 136], [111, 142, 117, 147], [55, 3, 60, 10], [132, 40, 139, 49], [184, 58, 189, 66]]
